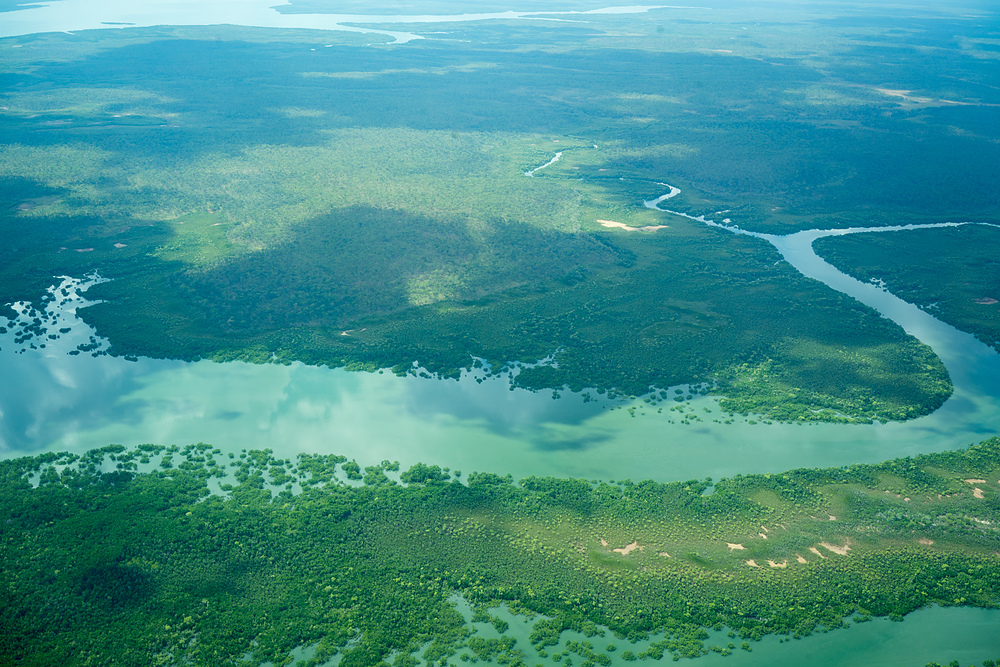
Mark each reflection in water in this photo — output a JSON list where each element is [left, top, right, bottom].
[[0, 276, 168, 452], [3, 215, 1000, 484], [0, 1, 670, 44], [3, 195, 1000, 488]]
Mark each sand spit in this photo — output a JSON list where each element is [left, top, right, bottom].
[[796, 555, 808, 564], [965, 478, 987, 484], [808, 547, 827, 559], [745, 560, 760, 568]]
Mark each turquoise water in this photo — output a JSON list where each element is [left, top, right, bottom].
[[1, 4, 999, 662], [2, 232, 998, 665], [3, 222, 999, 486], [478, 603, 1000, 667]]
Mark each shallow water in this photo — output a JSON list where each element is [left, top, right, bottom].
[[3, 217, 1000, 486], [1, 10, 999, 662], [0, 0, 669, 43], [466, 601, 1000, 667]]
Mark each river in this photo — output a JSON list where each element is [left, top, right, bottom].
[[2, 6, 999, 663], [3, 182, 999, 666]]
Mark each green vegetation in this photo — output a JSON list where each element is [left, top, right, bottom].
[[0, 23, 961, 421], [2, 439, 1000, 666], [815, 225, 1000, 353], [3, 3, 1000, 422], [3, 5, 1000, 666]]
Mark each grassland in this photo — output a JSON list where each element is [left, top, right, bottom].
[[2, 439, 999, 666], [1, 19, 974, 421], [3, 4, 1000, 424], [815, 225, 1000, 354]]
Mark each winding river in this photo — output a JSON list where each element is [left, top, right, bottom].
[[2, 6, 999, 662], [4, 175, 999, 486]]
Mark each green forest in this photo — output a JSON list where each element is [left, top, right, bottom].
[[2, 439, 1000, 666], [8, 8, 998, 420], [3, 3, 1000, 665], [815, 225, 1000, 354]]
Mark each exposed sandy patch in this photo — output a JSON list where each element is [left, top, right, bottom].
[[876, 88, 917, 99], [974, 488, 985, 499], [600, 538, 608, 547], [657, 551, 671, 557], [808, 547, 827, 559], [965, 478, 987, 484], [727, 543, 745, 551], [745, 560, 760, 568], [758, 533, 768, 540], [760, 526, 769, 533], [796, 555, 808, 564], [711, 49, 733, 53], [819, 541, 851, 556], [597, 219, 668, 232], [829, 515, 837, 521], [768, 560, 787, 569], [74, 248, 94, 253], [918, 538, 935, 546], [873, 87, 977, 108], [113, 243, 127, 248], [613, 541, 642, 555], [904, 497, 910, 502], [974, 298, 998, 305]]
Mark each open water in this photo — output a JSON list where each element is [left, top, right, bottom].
[[1, 4, 998, 664]]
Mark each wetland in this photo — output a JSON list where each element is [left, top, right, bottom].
[[2, 0, 1000, 665]]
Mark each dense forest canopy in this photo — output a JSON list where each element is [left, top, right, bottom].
[[2, 439, 999, 666], [2, 2, 1000, 665], [6, 0, 999, 419]]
